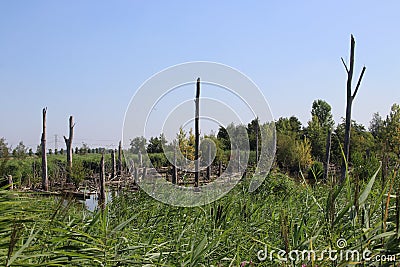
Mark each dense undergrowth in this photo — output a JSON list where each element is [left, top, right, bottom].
[[1, 167, 399, 266]]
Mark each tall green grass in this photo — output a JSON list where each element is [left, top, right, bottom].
[[1, 166, 399, 266]]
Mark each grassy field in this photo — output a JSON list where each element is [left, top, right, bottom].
[[1, 164, 399, 266]]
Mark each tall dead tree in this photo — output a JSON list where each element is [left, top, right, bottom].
[[194, 78, 200, 188], [41, 108, 48, 191], [64, 116, 74, 183], [340, 34, 366, 183]]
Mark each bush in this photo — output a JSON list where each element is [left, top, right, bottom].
[[308, 161, 324, 181]]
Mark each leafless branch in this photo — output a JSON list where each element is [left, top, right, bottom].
[[352, 66, 366, 99], [341, 57, 349, 73]]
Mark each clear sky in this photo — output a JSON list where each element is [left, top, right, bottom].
[[0, 1, 399, 149]]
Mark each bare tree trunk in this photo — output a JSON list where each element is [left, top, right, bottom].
[[237, 146, 241, 172], [138, 150, 142, 168], [41, 108, 48, 191], [323, 129, 332, 181], [194, 78, 200, 188], [340, 35, 366, 183], [117, 141, 122, 176], [172, 144, 177, 184], [206, 143, 211, 180], [111, 149, 116, 179], [99, 153, 106, 210], [218, 161, 222, 177], [255, 118, 259, 162], [142, 166, 147, 180], [63, 116, 74, 183]]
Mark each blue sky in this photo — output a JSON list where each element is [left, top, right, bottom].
[[0, 1, 399, 149]]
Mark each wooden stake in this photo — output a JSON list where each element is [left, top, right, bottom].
[[206, 142, 211, 180], [117, 141, 122, 176], [41, 108, 48, 191], [111, 149, 116, 179], [99, 153, 106, 210], [172, 144, 177, 184]]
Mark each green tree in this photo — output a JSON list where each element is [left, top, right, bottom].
[[306, 100, 334, 162], [147, 134, 167, 153], [12, 141, 27, 159], [331, 119, 374, 166], [130, 136, 147, 154], [311, 99, 334, 129], [276, 116, 303, 139], [305, 115, 326, 161], [0, 138, 9, 158], [217, 126, 230, 150]]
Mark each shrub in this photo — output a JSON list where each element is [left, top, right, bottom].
[[308, 161, 324, 181]]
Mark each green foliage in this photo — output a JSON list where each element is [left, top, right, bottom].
[[0, 138, 9, 158], [276, 116, 303, 138], [308, 161, 324, 180], [276, 133, 312, 173], [12, 141, 27, 159], [147, 133, 167, 153], [311, 99, 334, 129], [70, 160, 88, 188], [2, 165, 398, 266], [331, 119, 374, 165], [129, 136, 147, 154]]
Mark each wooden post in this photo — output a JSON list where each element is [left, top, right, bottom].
[[99, 153, 106, 210], [8, 175, 13, 190], [63, 116, 74, 183], [138, 150, 142, 168], [117, 141, 122, 176], [206, 142, 211, 180], [172, 145, 177, 184], [340, 34, 366, 183], [142, 166, 147, 180], [218, 161, 222, 177], [134, 167, 139, 184], [111, 149, 116, 179], [237, 146, 241, 172], [255, 118, 259, 162], [323, 129, 332, 181], [41, 108, 48, 191], [194, 77, 200, 188]]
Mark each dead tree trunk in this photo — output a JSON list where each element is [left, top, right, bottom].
[[117, 141, 122, 176], [41, 108, 48, 191], [255, 117, 259, 162], [206, 142, 211, 180], [99, 153, 106, 210], [172, 144, 177, 184], [194, 78, 200, 188], [340, 34, 366, 183], [323, 129, 332, 182], [111, 149, 116, 179], [138, 150, 142, 168], [63, 116, 74, 183]]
